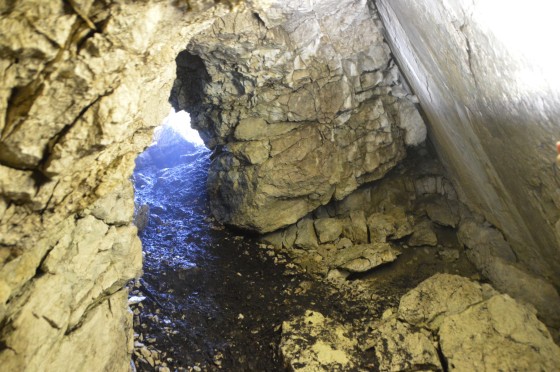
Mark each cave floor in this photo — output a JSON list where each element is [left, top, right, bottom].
[[130, 145, 479, 371]]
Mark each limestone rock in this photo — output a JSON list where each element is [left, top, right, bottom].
[[398, 273, 496, 330], [367, 207, 413, 242], [342, 211, 369, 244], [172, 0, 425, 232], [458, 219, 517, 266], [314, 218, 343, 244], [397, 99, 427, 146], [439, 294, 560, 371], [294, 218, 319, 250], [408, 220, 438, 246], [280, 310, 358, 371], [394, 274, 560, 371], [424, 196, 460, 228], [333, 243, 400, 273], [0, 0, 228, 369], [458, 218, 560, 328], [368, 317, 442, 371]]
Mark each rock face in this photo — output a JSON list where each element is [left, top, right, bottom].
[[376, 0, 560, 293], [171, 0, 425, 232], [280, 310, 358, 371], [0, 1, 228, 370], [283, 275, 560, 371], [372, 274, 560, 371]]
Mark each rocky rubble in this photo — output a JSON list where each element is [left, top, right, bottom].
[[281, 274, 560, 371], [172, 0, 426, 232]]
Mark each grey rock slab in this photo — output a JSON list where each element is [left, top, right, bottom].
[[424, 197, 460, 228], [332, 243, 400, 273]]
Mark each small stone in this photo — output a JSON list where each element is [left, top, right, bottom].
[[280, 310, 358, 371]]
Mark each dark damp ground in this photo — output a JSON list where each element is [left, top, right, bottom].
[[130, 129, 378, 371], [130, 126, 479, 371]]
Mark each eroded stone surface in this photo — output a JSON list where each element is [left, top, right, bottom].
[[367, 317, 442, 371], [280, 310, 358, 371], [172, 0, 425, 232], [377, 0, 560, 293], [333, 243, 400, 273], [439, 294, 560, 371]]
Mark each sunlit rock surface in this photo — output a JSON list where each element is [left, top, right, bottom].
[[171, 0, 425, 232], [376, 0, 560, 324]]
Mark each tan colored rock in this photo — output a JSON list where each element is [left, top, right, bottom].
[[394, 274, 560, 371], [295, 218, 319, 250], [333, 243, 400, 273], [280, 310, 358, 371], [342, 211, 369, 244], [458, 218, 560, 328], [398, 273, 496, 329], [409, 220, 438, 246], [0, 0, 229, 369], [174, 0, 423, 232], [439, 294, 560, 371], [368, 317, 442, 371], [314, 218, 343, 244], [367, 207, 413, 242]]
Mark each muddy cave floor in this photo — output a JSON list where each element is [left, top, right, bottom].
[[129, 144, 480, 371]]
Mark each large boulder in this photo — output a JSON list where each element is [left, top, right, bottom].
[[172, 0, 425, 232]]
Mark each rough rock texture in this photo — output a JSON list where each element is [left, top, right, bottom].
[[280, 310, 358, 371], [0, 1, 227, 370], [373, 274, 560, 371], [458, 218, 560, 328], [367, 317, 442, 371], [171, 0, 426, 232], [332, 243, 400, 273], [376, 0, 560, 304]]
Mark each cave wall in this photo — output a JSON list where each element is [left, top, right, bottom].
[[0, 1, 226, 370], [171, 0, 427, 233], [376, 1, 560, 290]]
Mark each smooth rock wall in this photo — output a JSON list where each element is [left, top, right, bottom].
[[171, 0, 426, 232], [376, 0, 560, 317], [0, 1, 226, 370]]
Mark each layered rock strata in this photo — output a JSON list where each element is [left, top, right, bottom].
[[171, 0, 425, 232]]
